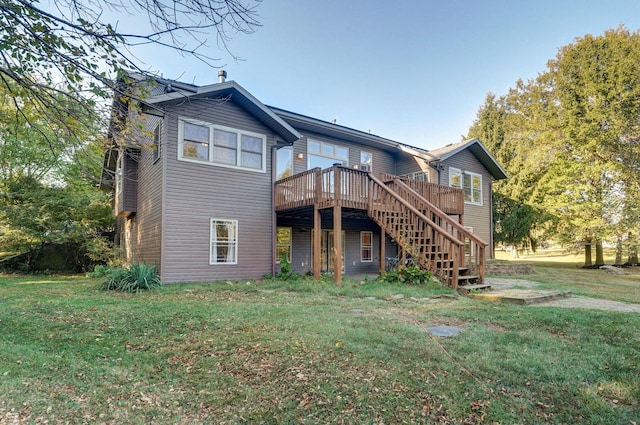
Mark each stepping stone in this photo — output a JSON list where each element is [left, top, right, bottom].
[[470, 289, 572, 305], [427, 325, 463, 337]]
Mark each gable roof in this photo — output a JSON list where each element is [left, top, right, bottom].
[[144, 80, 302, 144], [428, 138, 508, 180]]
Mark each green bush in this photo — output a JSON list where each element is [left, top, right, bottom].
[[379, 266, 435, 285], [276, 255, 299, 281], [99, 263, 162, 293], [88, 264, 118, 278]]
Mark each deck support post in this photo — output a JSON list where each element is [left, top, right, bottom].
[[333, 205, 342, 286], [379, 228, 386, 274], [313, 206, 321, 281]]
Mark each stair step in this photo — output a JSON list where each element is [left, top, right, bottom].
[[458, 275, 480, 281], [458, 283, 491, 293]]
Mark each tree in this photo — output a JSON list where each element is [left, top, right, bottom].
[[469, 26, 640, 266], [0, 0, 261, 156], [0, 78, 114, 271]]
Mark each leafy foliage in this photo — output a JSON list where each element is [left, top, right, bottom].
[[275, 255, 300, 281], [0, 0, 261, 153], [379, 265, 437, 285], [469, 26, 640, 262], [99, 263, 162, 292]]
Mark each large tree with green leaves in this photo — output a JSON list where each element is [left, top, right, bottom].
[[0, 78, 114, 271], [470, 26, 640, 265]]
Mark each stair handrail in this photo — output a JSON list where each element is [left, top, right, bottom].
[[367, 173, 466, 248], [389, 177, 488, 248], [386, 177, 486, 283], [367, 173, 465, 286]]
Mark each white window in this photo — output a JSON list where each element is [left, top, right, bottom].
[[179, 119, 266, 172], [210, 219, 238, 264], [307, 139, 349, 169], [449, 167, 482, 205], [360, 151, 372, 172], [464, 226, 474, 256], [361, 231, 373, 262], [115, 153, 123, 195], [152, 122, 161, 161], [276, 227, 292, 263]]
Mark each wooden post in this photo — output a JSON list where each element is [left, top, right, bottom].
[[333, 206, 342, 286], [313, 206, 321, 281], [379, 228, 386, 274]]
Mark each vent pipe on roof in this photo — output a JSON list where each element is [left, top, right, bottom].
[[218, 70, 227, 83]]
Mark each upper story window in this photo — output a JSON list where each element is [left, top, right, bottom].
[[359, 151, 372, 172], [449, 167, 482, 205], [307, 139, 348, 169], [276, 147, 293, 180], [179, 118, 266, 172], [152, 122, 161, 162]]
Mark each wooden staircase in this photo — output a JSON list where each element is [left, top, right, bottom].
[[274, 165, 488, 289], [367, 173, 487, 289]]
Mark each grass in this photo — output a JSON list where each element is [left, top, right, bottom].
[[1, 269, 639, 424]]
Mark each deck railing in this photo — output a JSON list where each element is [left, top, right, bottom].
[[380, 173, 464, 215], [276, 167, 464, 213]]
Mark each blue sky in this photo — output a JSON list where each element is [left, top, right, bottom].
[[130, 0, 640, 150]]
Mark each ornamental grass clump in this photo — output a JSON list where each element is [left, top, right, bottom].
[[99, 263, 162, 293]]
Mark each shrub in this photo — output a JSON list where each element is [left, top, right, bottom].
[[379, 266, 435, 285], [99, 263, 162, 293], [88, 264, 118, 278], [276, 255, 299, 281]]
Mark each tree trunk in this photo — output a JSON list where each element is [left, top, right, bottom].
[[510, 246, 519, 258], [629, 246, 639, 265], [594, 239, 604, 266], [583, 243, 593, 267], [614, 237, 623, 266]]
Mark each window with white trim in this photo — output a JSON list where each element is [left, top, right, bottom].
[[464, 226, 474, 256], [307, 139, 349, 169], [210, 219, 238, 264], [179, 119, 266, 172], [449, 167, 482, 205], [361, 231, 373, 262], [359, 151, 372, 172], [152, 122, 161, 161], [276, 227, 292, 263], [276, 147, 293, 180]]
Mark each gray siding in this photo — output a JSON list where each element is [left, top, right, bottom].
[[439, 149, 494, 258], [161, 98, 276, 283]]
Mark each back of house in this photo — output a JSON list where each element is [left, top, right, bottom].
[[103, 72, 507, 285]]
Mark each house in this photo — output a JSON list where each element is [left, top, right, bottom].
[[102, 71, 507, 287]]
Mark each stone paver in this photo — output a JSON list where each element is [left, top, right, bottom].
[[485, 277, 640, 313], [529, 296, 640, 313]]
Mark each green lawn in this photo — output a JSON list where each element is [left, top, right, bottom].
[[1, 270, 639, 424]]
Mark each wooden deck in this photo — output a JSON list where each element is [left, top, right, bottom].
[[274, 167, 464, 214]]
